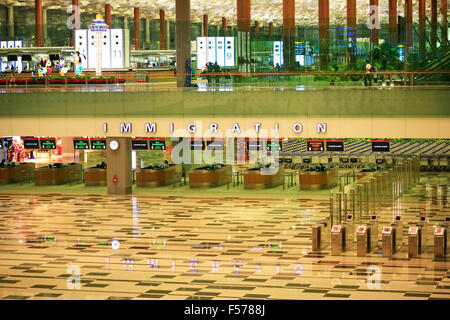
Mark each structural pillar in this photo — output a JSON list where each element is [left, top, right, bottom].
[[419, 0, 426, 56], [8, 5, 14, 39], [35, 0, 43, 47], [237, 0, 251, 72], [254, 21, 260, 34], [42, 7, 47, 45], [442, 0, 448, 45], [176, 0, 191, 87], [166, 20, 170, 49], [431, 0, 438, 51], [134, 7, 140, 50], [318, 0, 329, 70], [269, 21, 273, 40], [145, 18, 151, 45], [61, 137, 75, 163], [72, 0, 80, 30], [347, 0, 357, 66], [215, 25, 220, 37], [160, 9, 166, 50], [283, 0, 296, 71], [389, 0, 398, 45], [203, 14, 209, 37], [222, 17, 227, 36], [124, 16, 128, 29], [237, 0, 251, 32], [106, 137, 132, 195], [105, 3, 111, 26], [370, 0, 379, 45], [405, 0, 413, 47]]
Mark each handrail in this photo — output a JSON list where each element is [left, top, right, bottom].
[[1, 70, 450, 79]]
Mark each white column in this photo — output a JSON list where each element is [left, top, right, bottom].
[[165, 20, 170, 49], [145, 18, 150, 44], [200, 21, 205, 36], [42, 7, 47, 45], [8, 5, 14, 38], [124, 16, 128, 29]]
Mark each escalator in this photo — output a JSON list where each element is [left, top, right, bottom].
[[411, 22, 449, 84]]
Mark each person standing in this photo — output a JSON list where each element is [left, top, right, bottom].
[[364, 60, 373, 86]]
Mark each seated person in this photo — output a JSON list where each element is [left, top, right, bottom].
[[0, 159, 5, 167]]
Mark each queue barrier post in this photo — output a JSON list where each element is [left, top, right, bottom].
[[337, 192, 342, 224]]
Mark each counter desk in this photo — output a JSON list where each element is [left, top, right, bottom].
[[0, 163, 35, 184], [35, 163, 83, 186], [244, 167, 285, 189], [189, 165, 231, 188], [299, 167, 337, 190], [136, 164, 182, 187], [84, 167, 107, 187]]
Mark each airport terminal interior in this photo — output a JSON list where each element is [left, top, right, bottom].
[[0, 0, 449, 301]]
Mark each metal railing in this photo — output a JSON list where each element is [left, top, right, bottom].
[[0, 70, 449, 92]]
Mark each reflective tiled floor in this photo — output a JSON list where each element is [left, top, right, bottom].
[[0, 178, 448, 300]]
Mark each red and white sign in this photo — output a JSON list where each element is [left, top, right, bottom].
[[357, 226, 367, 234], [434, 227, 444, 236], [331, 225, 342, 233], [383, 227, 392, 234]]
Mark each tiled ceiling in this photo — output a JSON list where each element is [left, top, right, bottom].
[[0, 0, 433, 26]]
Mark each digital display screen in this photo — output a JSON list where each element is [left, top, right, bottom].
[[21, 55, 32, 61], [340, 158, 349, 163], [372, 141, 390, 152], [350, 158, 358, 163], [266, 140, 282, 152], [303, 158, 311, 164], [40, 139, 56, 149], [132, 140, 149, 150], [284, 158, 292, 163], [7, 55, 17, 61], [371, 215, 377, 220], [90, 139, 106, 150], [307, 140, 325, 152], [3, 138, 12, 148], [73, 139, 90, 150], [247, 140, 263, 151], [149, 139, 166, 150], [395, 216, 401, 221], [326, 140, 344, 152], [23, 139, 40, 149], [189, 140, 205, 150], [279, 158, 284, 163], [49, 54, 60, 61], [376, 159, 384, 164], [420, 216, 426, 221]]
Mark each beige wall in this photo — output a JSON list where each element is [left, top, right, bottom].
[[1, 117, 449, 138]]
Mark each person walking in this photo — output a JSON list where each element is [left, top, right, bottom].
[[364, 60, 373, 86]]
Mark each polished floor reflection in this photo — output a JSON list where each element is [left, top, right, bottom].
[[0, 178, 448, 300]]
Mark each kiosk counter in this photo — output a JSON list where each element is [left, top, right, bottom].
[[299, 167, 337, 190], [189, 165, 231, 188], [84, 167, 107, 187], [0, 163, 35, 184], [244, 166, 284, 189], [136, 164, 182, 187], [35, 163, 83, 186]]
